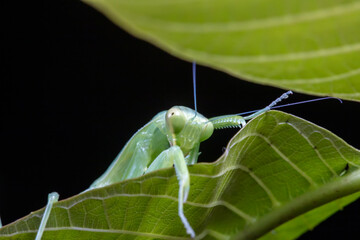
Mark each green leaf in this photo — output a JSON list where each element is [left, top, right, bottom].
[[83, 0, 360, 101], [1, 111, 359, 239]]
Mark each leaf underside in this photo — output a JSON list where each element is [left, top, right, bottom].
[[83, 0, 360, 102], [1, 111, 360, 240]]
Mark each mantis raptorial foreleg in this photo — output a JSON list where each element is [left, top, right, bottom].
[[172, 147, 193, 236], [146, 145, 194, 237], [145, 147, 176, 172]]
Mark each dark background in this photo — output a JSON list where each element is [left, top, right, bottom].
[[1, 1, 359, 239]]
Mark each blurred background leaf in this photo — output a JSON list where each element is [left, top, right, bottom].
[[85, 0, 360, 101]]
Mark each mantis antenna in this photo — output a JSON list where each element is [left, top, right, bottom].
[[235, 96, 343, 117], [193, 62, 197, 114], [243, 90, 293, 120], [209, 91, 343, 129]]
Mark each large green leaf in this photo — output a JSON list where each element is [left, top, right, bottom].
[[1, 111, 359, 239], [83, 0, 360, 101]]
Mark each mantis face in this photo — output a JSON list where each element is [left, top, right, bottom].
[[165, 106, 214, 155]]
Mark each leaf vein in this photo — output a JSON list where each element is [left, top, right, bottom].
[[231, 133, 318, 186], [185, 42, 360, 63], [131, 1, 360, 32], [282, 122, 338, 176], [57, 194, 256, 223]]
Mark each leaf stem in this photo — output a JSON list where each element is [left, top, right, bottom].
[[233, 170, 360, 240]]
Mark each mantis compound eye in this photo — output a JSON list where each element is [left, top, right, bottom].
[[166, 107, 186, 133], [200, 122, 214, 142]]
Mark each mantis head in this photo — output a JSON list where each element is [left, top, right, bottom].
[[165, 106, 214, 154]]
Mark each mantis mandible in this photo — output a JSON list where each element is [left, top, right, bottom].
[[13, 63, 338, 239]]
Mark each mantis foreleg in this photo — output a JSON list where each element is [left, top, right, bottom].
[[146, 145, 195, 238]]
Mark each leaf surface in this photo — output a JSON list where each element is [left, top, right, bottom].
[[83, 0, 360, 101], [1, 111, 359, 239]]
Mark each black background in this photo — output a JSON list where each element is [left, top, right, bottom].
[[1, 1, 359, 239]]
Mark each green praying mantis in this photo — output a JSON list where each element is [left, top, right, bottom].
[[1, 63, 340, 239]]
